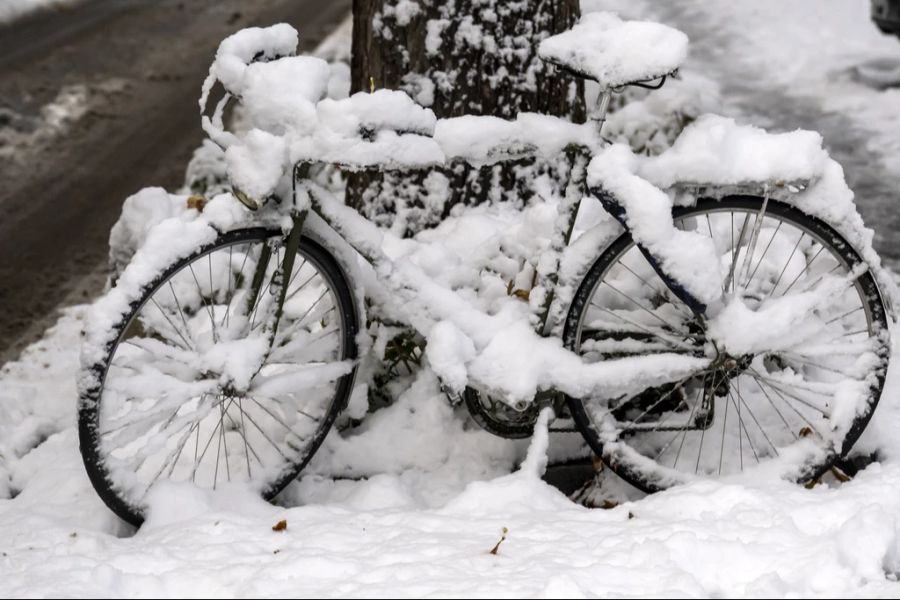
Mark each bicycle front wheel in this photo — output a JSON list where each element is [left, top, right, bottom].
[[79, 228, 359, 525], [564, 197, 890, 492]]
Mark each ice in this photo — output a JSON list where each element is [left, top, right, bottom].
[[539, 12, 689, 89]]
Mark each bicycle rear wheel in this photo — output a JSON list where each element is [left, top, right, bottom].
[[79, 228, 358, 525], [565, 197, 890, 492]]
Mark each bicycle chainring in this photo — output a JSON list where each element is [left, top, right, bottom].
[[463, 387, 539, 439]]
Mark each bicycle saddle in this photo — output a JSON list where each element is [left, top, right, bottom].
[[538, 12, 688, 90]]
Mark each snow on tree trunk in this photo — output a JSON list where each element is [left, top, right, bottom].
[[349, 0, 585, 236]]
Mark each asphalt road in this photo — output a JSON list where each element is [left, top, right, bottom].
[[0, 0, 351, 365]]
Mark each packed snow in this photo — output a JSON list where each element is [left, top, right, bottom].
[[538, 12, 688, 89], [3, 1, 900, 597]]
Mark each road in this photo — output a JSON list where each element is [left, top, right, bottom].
[[0, 0, 350, 365]]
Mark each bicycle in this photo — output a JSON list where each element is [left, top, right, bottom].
[[78, 16, 892, 525]]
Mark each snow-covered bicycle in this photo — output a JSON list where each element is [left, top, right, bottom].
[[78, 15, 893, 525]]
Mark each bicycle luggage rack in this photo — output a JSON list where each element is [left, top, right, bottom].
[[669, 179, 811, 202]]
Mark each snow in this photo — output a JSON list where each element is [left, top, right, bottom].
[[200, 24, 302, 108], [539, 12, 689, 89], [3, 313, 900, 596], [587, 143, 725, 304], [638, 114, 828, 189], [291, 90, 445, 170], [434, 113, 596, 166], [316, 89, 437, 138], [225, 128, 288, 201], [0, 0, 81, 24], [4, 3, 900, 597], [0, 78, 129, 163], [587, 114, 898, 309]]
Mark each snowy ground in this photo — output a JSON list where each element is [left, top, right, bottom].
[[3, 1, 900, 598], [0, 0, 82, 24]]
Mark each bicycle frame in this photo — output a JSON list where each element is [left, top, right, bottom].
[[232, 90, 714, 401]]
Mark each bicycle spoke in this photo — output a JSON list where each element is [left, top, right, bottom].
[[749, 376, 797, 439], [192, 399, 230, 482], [748, 369, 830, 415], [724, 212, 750, 294], [825, 306, 863, 326], [188, 263, 219, 342], [738, 198, 769, 289], [672, 387, 702, 468], [618, 260, 692, 318], [235, 403, 291, 461], [248, 394, 319, 430], [249, 248, 281, 330], [728, 388, 760, 464], [238, 397, 253, 478], [745, 220, 782, 289], [718, 384, 730, 475], [748, 373, 823, 436], [587, 303, 695, 351], [601, 280, 685, 332], [149, 295, 194, 351], [777, 353, 859, 379], [779, 244, 825, 297], [694, 414, 707, 474], [732, 384, 779, 456]]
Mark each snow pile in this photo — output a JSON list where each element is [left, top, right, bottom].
[[641, 114, 828, 188], [107, 187, 193, 278], [434, 112, 597, 166], [200, 23, 304, 109], [539, 12, 689, 88]]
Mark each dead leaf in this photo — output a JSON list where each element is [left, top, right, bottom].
[[186, 195, 207, 212], [489, 527, 508, 555], [272, 519, 287, 532], [830, 465, 851, 482]]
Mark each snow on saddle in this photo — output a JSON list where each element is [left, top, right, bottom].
[[539, 12, 689, 89]]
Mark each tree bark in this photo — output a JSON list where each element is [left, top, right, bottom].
[[349, 0, 584, 236]]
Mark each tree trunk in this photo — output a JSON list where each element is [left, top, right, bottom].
[[349, 0, 584, 236]]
